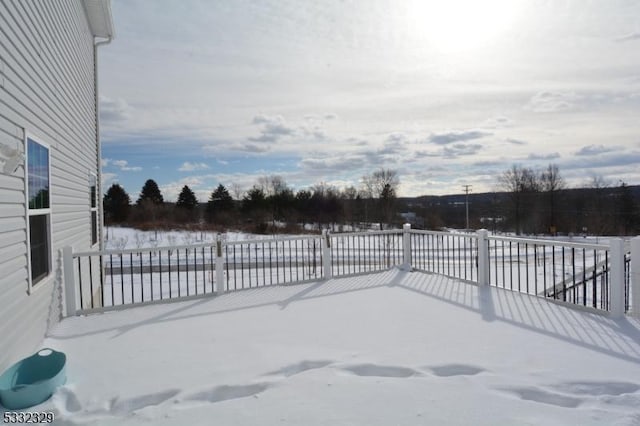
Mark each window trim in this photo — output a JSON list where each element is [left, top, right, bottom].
[[90, 172, 98, 247], [24, 133, 53, 294]]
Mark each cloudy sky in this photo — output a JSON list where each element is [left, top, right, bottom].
[[99, 0, 640, 201]]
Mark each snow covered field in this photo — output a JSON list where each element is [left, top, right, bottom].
[[32, 269, 640, 425]]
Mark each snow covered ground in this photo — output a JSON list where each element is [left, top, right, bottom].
[[28, 269, 640, 425]]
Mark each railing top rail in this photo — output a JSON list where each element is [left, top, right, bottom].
[[74, 234, 323, 257], [330, 229, 402, 238], [488, 234, 609, 250], [223, 234, 321, 246], [410, 229, 478, 238], [74, 241, 218, 257]]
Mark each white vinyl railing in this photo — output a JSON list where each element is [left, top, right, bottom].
[[62, 226, 639, 318]]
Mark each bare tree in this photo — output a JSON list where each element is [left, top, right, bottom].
[[498, 165, 539, 235], [362, 169, 400, 229], [230, 183, 244, 201]]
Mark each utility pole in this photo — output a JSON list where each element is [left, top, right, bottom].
[[462, 185, 472, 230]]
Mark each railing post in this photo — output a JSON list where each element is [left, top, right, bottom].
[[630, 237, 640, 318], [609, 238, 625, 318], [402, 223, 412, 271], [62, 246, 77, 317], [322, 229, 333, 279], [477, 229, 489, 286], [215, 235, 225, 294]]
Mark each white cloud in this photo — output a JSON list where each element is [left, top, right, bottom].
[[524, 91, 577, 113], [527, 152, 561, 160], [575, 145, 617, 156], [178, 161, 210, 172], [160, 177, 206, 202], [616, 32, 640, 42], [111, 159, 142, 172], [443, 143, 484, 158], [101, 172, 118, 189], [428, 130, 491, 145], [100, 96, 132, 123], [481, 115, 512, 129], [249, 115, 295, 143], [234, 143, 271, 153]]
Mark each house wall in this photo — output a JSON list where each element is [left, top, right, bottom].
[[0, 0, 98, 372]]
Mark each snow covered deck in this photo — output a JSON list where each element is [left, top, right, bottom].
[[40, 269, 640, 425]]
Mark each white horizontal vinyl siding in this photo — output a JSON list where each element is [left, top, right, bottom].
[[0, 0, 98, 372]]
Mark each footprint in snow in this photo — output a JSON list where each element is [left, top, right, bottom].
[[340, 363, 420, 378], [499, 386, 584, 408], [182, 383, 271, 404], [426, 364, 486, 377], [109, 389, 180, 415], [551, 381, 640, 397], [266, 360, 334, 378]]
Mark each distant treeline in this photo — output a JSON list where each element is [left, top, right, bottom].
[[104, 164, 640, 236], [103, 169, 400, 233]]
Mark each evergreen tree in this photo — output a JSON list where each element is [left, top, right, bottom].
[[206, 184, 234, 222], [137, 179, 164, 205], [241, 186, 267, 214], [209, 184, 234, 210], [176, 185, 198, 210], [103, 183, 131, 223]]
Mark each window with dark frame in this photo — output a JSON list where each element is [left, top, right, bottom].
[[27, 138, 51, 285]]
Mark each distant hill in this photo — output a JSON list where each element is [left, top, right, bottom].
[[397, 185, 640, 235]]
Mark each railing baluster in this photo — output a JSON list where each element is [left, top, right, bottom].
[[542, 245, 546, 297], [194, 246, 198, 294], [255, 243, 259, 287], [562, 247, 566, 302], [295, 240, 299, 282], [592, 249, 597, 308], [177, 249, 181, 298], [247, 243, 252, 288], [109, 253, 116, 305], [289, 240, 293, 282], [124, 254, 129, 304], [232, 245, 237, 290], [78, 257, 84, 309], [202, 247, 206, 293], [571, 247, 576, 305], [149, 251, 153, 301], [501, 240, 505, 288], [168, 249, 172, 298], [269, 241, 273, 286], [525, 243, 529, 294], [184, 249, 189, 296], [159, 250, 163, 300], [88, 255, 94, 309], [210, 246, 215, 293], [533, 244, 537, 295], [137, 252, 141, 302]]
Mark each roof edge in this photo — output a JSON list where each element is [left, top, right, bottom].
[[82, 0, 115, 40]]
